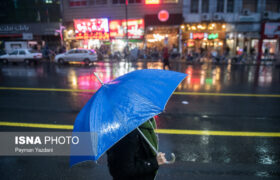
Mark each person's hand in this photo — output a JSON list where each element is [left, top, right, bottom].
[[156, 152, 167, 165]]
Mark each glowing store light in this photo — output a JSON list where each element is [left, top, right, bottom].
[[153, 34, 164, 41], [208, 33, 219, 40], [145, 0, 160, 4], [204, 33, 208, 39], [68, 29, 74, 35]]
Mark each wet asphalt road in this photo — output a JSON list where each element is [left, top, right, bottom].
[[0, 60, 280, 180]]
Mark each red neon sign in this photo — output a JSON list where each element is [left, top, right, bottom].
[[193, 33, 204, 40], [74, 18, 109, 40], [109, 19, 144, 39], [145, 0, 160, 4], [158, 10, 169, 22], [75, 32, 110, 40]]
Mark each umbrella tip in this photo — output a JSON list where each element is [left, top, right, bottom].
[[93, 72, 104, 85]]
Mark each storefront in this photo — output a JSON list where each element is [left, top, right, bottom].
[[109, 19, 145, 53], [67, 18, 110, 49], [0, 23, 61, 51], [263, 22, 280, 58], [144, 12, 183, 51], [64, 18, 145, 54], [232, 23, 261, 56], [181, 23, 227, 55]]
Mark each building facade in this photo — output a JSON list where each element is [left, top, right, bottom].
[[0, 0, 62, 51], [61, 0, 183, 53], [182, 0, 280, 57]]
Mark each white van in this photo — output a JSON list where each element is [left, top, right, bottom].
[[5, 41, 29, 54]]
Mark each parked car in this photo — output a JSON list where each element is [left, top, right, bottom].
[[54, 49, 97, 65], [0, 49, 42, 64]]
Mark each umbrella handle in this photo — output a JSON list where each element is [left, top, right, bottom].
[[165, 153, 176, 164], [137, 128, 176, 164]]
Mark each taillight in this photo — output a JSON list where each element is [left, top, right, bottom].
[[33, 54, 42, 58]]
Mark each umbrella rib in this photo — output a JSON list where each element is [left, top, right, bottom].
[[137, 127, 158, 155]]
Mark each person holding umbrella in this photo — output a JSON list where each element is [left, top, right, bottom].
[[107, 117, 166, 180], [70, 70, 186, 179]]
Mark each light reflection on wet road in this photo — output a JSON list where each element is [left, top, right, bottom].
[[0, 61, 279, 179]]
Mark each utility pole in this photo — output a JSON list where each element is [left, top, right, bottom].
[[257, 21, 265, 64], [257, 0, 266, 64], [125, 0, 129, 61]]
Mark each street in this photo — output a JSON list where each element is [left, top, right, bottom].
[[0, 60, 280, 180]]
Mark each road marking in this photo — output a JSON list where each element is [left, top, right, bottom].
[[0, 87, 96, 93], [0, 87, 280, 98], [1, 121, 279, 137], [0, 121, 73, 130], [155, 129, 280, 137], [174, 92, 280, 98]]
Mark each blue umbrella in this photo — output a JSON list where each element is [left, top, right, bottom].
[[70, 69, 187, 166]]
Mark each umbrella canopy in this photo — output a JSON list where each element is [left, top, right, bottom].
[[70, 69, 187, 166]]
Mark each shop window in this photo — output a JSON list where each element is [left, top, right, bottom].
[[69, 0, 87, 7], [90, 0, 107, 4], [202, 0, 209, 13], [163, 0, 178, 4], [97, 0, 107, 4], [13, 0, 18, 8], [242, 0, 258, 13], [227, 0, 234, 13], [45, 0, 53, 3], [190, 0, 198, 13], [216, 0, 224, 13], [266, 0, 280, 12], [112, 0, 141, 3]]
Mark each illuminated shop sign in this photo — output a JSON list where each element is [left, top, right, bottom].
[[190, 33, 219, 40], [264, 23, 280, 38], [75, 32, 109, 40], [208, 33, 218, 40], [187, 41, 195, 47], [74, 18, 109, 40], [190, 33, 207, 40], [145, 0, 160, 4], [109, 19, 144, 39], [158, 10, 169, 22]]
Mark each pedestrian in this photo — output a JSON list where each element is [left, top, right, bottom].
[[264, 46, 270, 59], [107, 118, 167, 180], [162, 47, 171, 70], [225, 46, 230, 57]]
